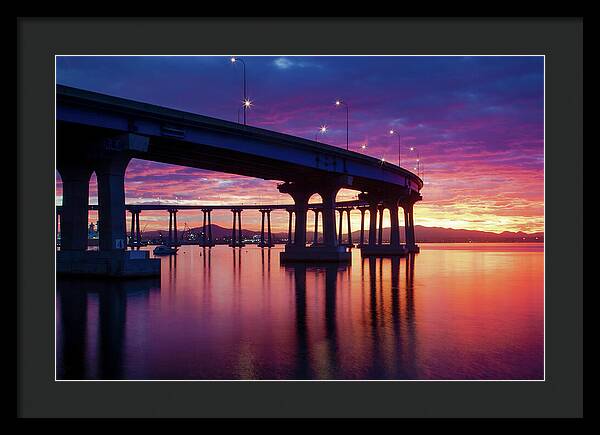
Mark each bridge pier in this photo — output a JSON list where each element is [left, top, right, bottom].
[[279, 182, 351, 263], [347, 207, 353, 247], [360, 191, 420, 257], [311, 208, 321, 245], [200, 208, 215, 247], [57, 151, 159, 277], [57, 163, 93, 251], [337, 208, 354, 248], [167, 208, 180, 247], [377, 205, 384, 245], [229, 208, 245, 247], [286, 208, 294, 245], [402, 200, 420, 253], [128, 208, 142, 248], [96, 156, 130, 251], [358, 206, 368, 247], [337, 208, 343, 246], [258, 209, 275, 247], [387, 199, 401, 248]]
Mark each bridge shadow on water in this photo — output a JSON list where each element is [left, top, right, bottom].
[[283, 253, 417, 380], [57, 249, 418, 380], [57, 277, 160, 380]]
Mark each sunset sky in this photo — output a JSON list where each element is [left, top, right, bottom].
[[55, 56, 544, 234]]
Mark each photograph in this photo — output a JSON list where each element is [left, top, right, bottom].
[[55, 55, 545, 381]]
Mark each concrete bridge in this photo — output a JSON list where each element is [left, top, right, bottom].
[[56, 85, 422, 277], [57, 199, 389, 249]]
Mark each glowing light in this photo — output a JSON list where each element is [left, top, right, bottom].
[[320, 125, 328, 133], [389, 130, 395, 135], [361, 144, 367, 150], [410, 147, 415, 151], [230, 57, 237, 63], [243, 99, 252, 108], [335, 100, 341, 106]]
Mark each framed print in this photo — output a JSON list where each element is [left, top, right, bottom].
[[17, 17, 583, 419]]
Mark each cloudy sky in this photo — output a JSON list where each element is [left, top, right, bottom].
[[56, 56, 544, 233]]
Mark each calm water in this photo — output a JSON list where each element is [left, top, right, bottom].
[[56, 243, 544, 380]]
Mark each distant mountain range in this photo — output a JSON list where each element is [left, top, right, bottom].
[[142, 224, 543, 243]]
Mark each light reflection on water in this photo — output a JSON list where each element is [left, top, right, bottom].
[[56, 243, 544, 380]]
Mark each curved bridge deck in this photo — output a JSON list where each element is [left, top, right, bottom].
[[56, 85, 423, 275]]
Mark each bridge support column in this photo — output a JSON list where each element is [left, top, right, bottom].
[[135, 210, 141, 245], [278, 181, 350, 263], [58, 154, 159, 277], [286, 209, 294, 245], [258, 209, 274, 247], [337, 209, 343, 246], [200, 208, 215, 247], [402, 201, 420, 253], [346, 208, 353, 247], [377, 205, 384, 245], [358, 207, 367, 247], [57, 163, 93, 251], [312, 209, 320, 245], [207, 210, 213, 245], [167, 208, 179, 247], [319, 186, 340, 249], [129, 210, 135, 247], [168, 210, 173, 245], [386, 199, 401, 248], [96, 156, 129, 251], [129, 209, 141, 248], [129, 210, 136, 248], [295, 203, 308, 248], [238, 210, 243, 246], [368, 202, 378, 247], [229, 209, 245, 247], [173, 209, 178, 246], [267, 210, 273, 247], [260, 210, 265, 246], [360, 193, 407, 257], [200, 208, 215, 248], [230, 209, 236, 244], [202, 210, 207, 244]]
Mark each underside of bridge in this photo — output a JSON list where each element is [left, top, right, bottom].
[[56, 86, 422, 277]]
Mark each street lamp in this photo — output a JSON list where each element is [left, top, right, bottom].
[[230, 56, 248, 125], [389, 129, 402, 166], [236, 99, 253, 123], [315, 125, 328, 141], [408, 146, 421, 177], [335, 99, 349, 150]]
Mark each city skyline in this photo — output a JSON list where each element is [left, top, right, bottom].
[[55, 55, 544, 234]]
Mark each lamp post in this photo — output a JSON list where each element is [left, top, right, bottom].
[[389, 129, 402, 166], [408, 146, 421, 177], [230, 57, 249, 125], [335, 99, 349, 150]]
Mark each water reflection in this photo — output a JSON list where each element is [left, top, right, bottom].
[[57, 277, 160, 380], [281, 255, 416, 379], [57, 244, 544, 380]]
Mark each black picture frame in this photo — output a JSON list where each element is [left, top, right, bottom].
[[17, 17, 583, 418]]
